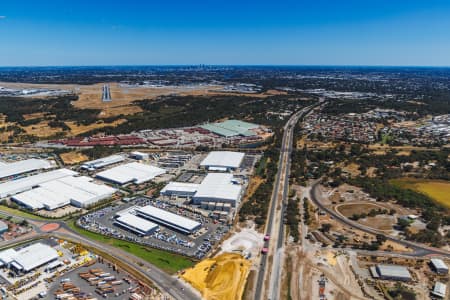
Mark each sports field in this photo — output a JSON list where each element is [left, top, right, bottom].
[[391, 178, 450, 208], [182, 253, 251, 300]]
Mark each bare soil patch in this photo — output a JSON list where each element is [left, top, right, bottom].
[[358, 215, 395, 231], [59, 151, 89, 165]]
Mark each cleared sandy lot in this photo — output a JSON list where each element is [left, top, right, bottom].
[[182, 253, 251, 300]]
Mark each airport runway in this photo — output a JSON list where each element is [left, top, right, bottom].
[[102, 84, 112, 102]]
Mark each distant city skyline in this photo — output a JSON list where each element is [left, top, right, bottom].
[[1, 0, 450, 66]]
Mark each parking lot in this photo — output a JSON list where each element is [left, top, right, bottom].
[[78, 197, 229, 259]]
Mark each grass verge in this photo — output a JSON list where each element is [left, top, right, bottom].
[[67, 220, 195, 274], [0, 205, 50, 221]]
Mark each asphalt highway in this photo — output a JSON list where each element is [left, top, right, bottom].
[[255, 105, 316, 300]]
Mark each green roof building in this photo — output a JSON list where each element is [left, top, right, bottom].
[[200, 120, 259, 137]]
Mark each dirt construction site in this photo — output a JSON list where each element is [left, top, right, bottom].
[[219, 227, 264, 258], [286, 246, 368, 300], [181, 253, 251, 300], [179, 226, 263, 300]]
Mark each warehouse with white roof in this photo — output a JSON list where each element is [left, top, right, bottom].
[[136, 205, 201, 234], [130, 151, 149, 160], [114, 213, 159, 236], [192, 173, 242, 207], [160, 182, 200, 198], [370, 264, 412, 281], [0, 158, 53, 180], [0, 243, 59, 273], [11, 175, 116, 210], [430, 258, 449, 274], [432, 282, 447, 298], [0, 168, 77, 198], [96, 162, 165, 185], [0, 248, 18, 267], [200, 151, 245, 171], [81, 154, 125, 170]]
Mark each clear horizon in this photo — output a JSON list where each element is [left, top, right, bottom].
[[1, 1, 450, 66], [2, 64, 450, 68]]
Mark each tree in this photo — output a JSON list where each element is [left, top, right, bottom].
[[350, 144, 362, 156], [320, 223, 332, 233], [397, 218, 411, 230], [376, 234, 387, 244]]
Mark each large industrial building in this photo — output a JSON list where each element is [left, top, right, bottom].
[[200, 151, 245, 171], [200, 120, 259, 137], [0, 168, 78, 198], [130, 151, 149, 160], [430, 258, 449, 275], [81, 154, 125, 171], [0, 159, 53, 180], [0, 243, 59, 273], [192, 173, 242, 207], [161, 173, 242, 207], [136, 205, 201, 234], [11, 175, 116, 210], [370, 264, 412, 281], [432, 282, 447, 298], [160, 182, 200, 198], [96, 162, 165, 185], [114, 213, 159, 236]]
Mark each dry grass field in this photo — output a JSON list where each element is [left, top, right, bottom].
[[22, 120, 63, 137], [59, 151, 89, 165], [358, 215, 395, 231], [0, 113, 13, 142], [342, 163, 361, 176], [243, 176, 264, 201], [181, 253, 251, 300], [336, 203, 395, 231], [379, 240, 412, 252], [391, 178, 450, 208], [336, 203, 385, 217], [296, 136, 306, 149], [64, 119, 127, 135], [22, 112, 47, 120]]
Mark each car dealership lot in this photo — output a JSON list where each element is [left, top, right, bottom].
[[78, 197, 229, 258]]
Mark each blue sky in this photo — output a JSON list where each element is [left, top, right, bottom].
[[1, 0, 450, 66]]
